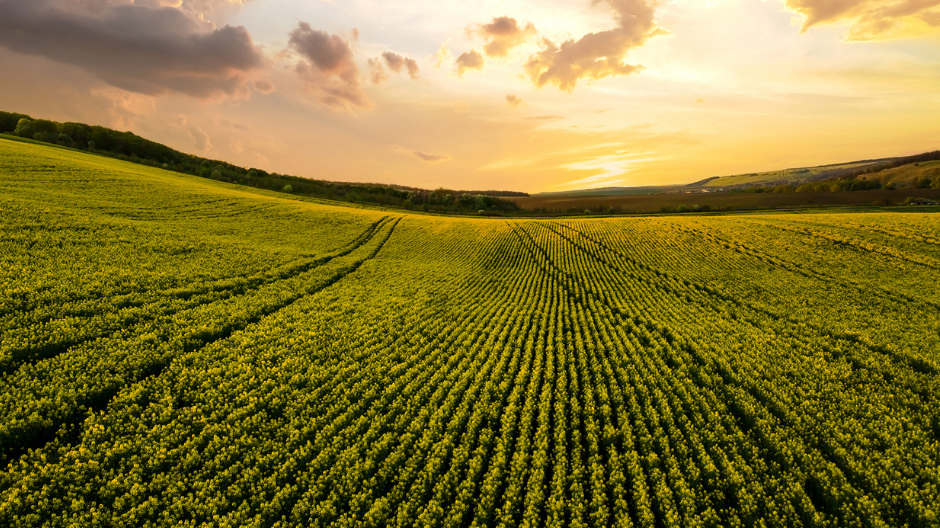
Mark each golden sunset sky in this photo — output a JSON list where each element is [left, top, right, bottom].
[[1, 0, 939, 192]]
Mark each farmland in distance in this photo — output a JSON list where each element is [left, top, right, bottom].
[[1, 138, 939, 527]]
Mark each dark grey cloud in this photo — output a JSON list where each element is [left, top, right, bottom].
[[455, 49, 485, 75], [0, 0, 265, 99], [525, 0, 664, 91], [289, 22, 370, 110]]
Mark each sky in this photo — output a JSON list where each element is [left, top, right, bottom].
[[1, 0, 939, 192]]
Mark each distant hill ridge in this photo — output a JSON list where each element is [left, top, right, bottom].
[[688, 152, 940, 190], [0, 110, 526, 215], [543, 151, 940, 197]]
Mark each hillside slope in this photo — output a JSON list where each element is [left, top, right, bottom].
[[866, 160, 940, 187], [0, 110, 524, 215], [2, 141, 939, 527], [692, 161, 874, 189]]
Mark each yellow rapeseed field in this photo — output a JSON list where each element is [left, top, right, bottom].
[[1, 137, 938, 527]]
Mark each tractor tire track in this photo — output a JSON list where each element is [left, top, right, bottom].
[[0, 217, 400, 466], [0, 217, 392, 374]]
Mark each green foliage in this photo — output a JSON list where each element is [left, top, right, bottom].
[[742, 179, 884, 194], [1, 139, 939, 527], [0, 111, 29, 134], [14, 118, 33, 137]]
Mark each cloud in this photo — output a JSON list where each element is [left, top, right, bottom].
[[367, 58, 390, 84], [68, 0, 253, 16], [470, 16, 538, 58], [924, 10, 940, 25], [506, 94, 522, 107], [189, 125, 213, 152], [89, 86, 155, 130], [153, 0, 255, 18], [782, 0, 940, 39], [0, 0, 265, 99], [525, 115, 565, 121], [253, 79, 276, 94], [394, 145, 452, 163], [220, 117, 249, 130], [382, 51, 420, 80], [369, 51, 420, 84], [456, 49, 485, 75], [525, 0, 664, 91], [289, 22, 370, 110], [435, 39, 453, 68]]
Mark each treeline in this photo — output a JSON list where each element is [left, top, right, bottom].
[[0, 110, 522, 215], [740, 174, 939, 195], [737, 178, 887, 194]]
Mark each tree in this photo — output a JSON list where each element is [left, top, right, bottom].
[[0, 111, 30, 133], [14, 118, 33, 137]]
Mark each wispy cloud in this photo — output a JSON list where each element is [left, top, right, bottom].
[[393, 145, 452, 163]]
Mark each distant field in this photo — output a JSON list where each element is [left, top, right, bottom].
[[512, 187, 940, 213], [2, 140, 940, 527]]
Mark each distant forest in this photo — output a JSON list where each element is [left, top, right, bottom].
[[0, 111, 525, 215]]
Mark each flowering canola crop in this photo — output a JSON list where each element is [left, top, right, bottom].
[[1, 138, 939, 527]]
